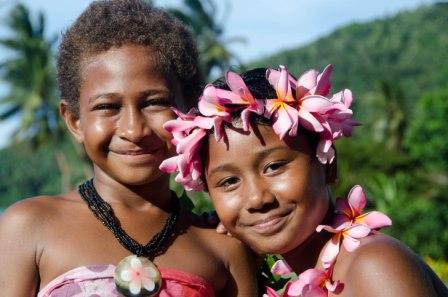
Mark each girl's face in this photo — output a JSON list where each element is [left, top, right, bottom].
[[205, 124, 330, 254], [66, 44, 181, 186]]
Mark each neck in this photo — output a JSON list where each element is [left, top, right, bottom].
[[282, 203, 335, 274], [91, 168, 172, 212]]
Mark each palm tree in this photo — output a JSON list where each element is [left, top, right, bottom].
[[169, 0, 245, 79], [0, 4, 72, 191]]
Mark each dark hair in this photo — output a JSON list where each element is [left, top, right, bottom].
[[210, 68, 338, 183], [57, 0, 202, 116]]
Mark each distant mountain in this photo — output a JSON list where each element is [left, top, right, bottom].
[[251, 2, 448, 102]]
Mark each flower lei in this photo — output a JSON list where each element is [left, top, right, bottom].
[[265, 185, 392, 297], [159, 64, 359, 191]]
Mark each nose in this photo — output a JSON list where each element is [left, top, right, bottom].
[[245, 177, 276, 213], [117, 106, 151, 143]]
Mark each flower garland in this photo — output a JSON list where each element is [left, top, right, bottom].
[[159, 64, 359, 191], [264, 185, 392, 297]]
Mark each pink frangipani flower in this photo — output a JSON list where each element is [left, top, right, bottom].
[[198, 84, 234, 118], [265, 65, 301, 139], [286, 268, 342, 297], [317, 222, 371, 268], [316, 185, 392, 267], [335, 185, 392, 230], [226, 71, 265, 131]]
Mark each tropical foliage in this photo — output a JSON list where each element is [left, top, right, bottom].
[[168, 0, 245, 79]]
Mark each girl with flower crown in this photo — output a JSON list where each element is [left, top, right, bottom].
[[161, 65, 448, 296]]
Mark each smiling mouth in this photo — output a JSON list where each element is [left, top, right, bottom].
[[110, 148, 162, 161], [244, 209, 293, 236], [115, 150, 154, 155]]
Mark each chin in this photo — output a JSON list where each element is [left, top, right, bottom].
[[243, 233, 297, 255], [114, 170, 167, 186]]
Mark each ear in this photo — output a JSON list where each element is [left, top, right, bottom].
[[60, 100, 84, 143]]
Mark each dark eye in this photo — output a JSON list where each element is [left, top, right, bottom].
[[141, 98, 172, 110], [93, 103, 120, 111], [217, 176, 240, 190], [264, 161, 287, 174]]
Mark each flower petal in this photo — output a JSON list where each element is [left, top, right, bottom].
[[142, 276, 155, 291], [298, 109, 324, 132], [276, 65, 293, 100], [130, 256, 142, 269], [342, 234, 361, 252], [314, 64, 333, 96], [300, 95, 332, 112], [347, 185, 366, 217], [143, 266, 157, 278], [345, 223, 371, 238], [302, 285, 327, 297], [226, 71, 254, 102], [298, 268, 326, 286], [296, 69, 319, 98], [272, 104, 300, 139], [271, 260, 293, 275], [120, 270, 132, 282], [286, 279, 306, 297], [335, 197, 352, 218], [320, 234, 341, 268], [159, 156, 179, 173], [358, 211, 392, 229], [129, 280, 142, 295]]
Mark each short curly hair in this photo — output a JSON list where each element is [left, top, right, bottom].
[[57, 0, 202, 116]]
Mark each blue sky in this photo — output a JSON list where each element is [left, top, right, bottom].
[[0, 0, 440, 147]]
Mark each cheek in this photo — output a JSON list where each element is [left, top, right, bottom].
[[210, 192, 242, 229], [147, 110, 175, 140], [81, 116, 113, 147]]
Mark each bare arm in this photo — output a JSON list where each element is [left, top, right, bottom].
[[221, 238, 258, 297], [0, 200, 41, 296], [343, 237, 444, 297]]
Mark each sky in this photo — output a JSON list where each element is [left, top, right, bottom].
[[0, 0, 441, 148]]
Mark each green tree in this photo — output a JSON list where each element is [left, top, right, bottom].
[[169, 0, 245, 79], [405, 88, 448, 173], [0, 4, 72, 191]]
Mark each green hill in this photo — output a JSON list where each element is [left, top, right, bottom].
[[251, 2, 448, 102]]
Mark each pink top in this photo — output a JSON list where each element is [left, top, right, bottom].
[[38, 264, 215, 297]]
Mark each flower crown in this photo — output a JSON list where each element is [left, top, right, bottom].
[[159, 64, 359, 191]]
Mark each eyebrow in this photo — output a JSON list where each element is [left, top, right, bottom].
[[207, 145, 288, 177], [88, 93, 121, 104]]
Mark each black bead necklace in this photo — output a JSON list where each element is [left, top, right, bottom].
[[78, 179, 179, 258]]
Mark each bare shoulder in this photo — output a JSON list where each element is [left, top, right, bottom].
[[181, 213, 258, 296], [0, 194, 73, 295], [1, 196, 54, 233], [337, 232, 446, 297], [0, 193, 79, 244], [183, 212, 250, 263]]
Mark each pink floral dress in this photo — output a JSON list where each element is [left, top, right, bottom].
[[38, 264, 215, 297]]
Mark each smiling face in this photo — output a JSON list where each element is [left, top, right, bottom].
[[205, 124, 330, 254], [63, 44, 182, 186]]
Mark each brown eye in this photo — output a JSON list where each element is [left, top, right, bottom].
[[141, 98, 172, 110], [217, 176, 240, 190], [93, 103, 121, 111], [264, 161, 287, 174]]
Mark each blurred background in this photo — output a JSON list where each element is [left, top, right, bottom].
[[0, 0, 447, 281]]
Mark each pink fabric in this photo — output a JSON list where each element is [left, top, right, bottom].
[[38, 264, 215, 297]]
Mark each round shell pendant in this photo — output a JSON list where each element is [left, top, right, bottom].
[[114, 255, 162, 297]]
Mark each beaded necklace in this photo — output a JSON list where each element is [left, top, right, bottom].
[[78, 179, 179, 297]]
